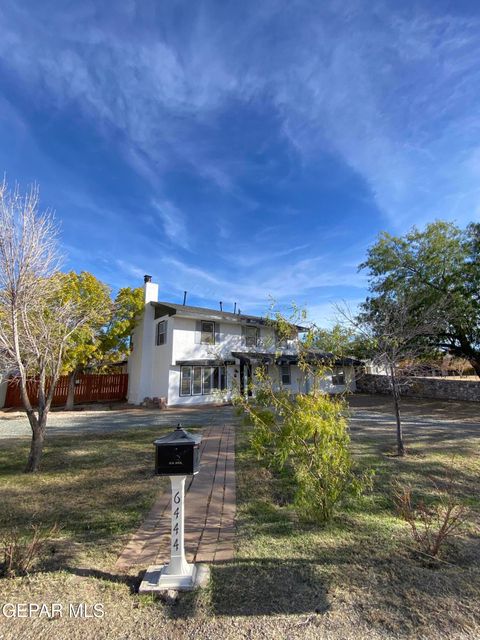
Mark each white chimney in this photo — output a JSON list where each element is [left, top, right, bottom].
[[143, 274, 158, 304]]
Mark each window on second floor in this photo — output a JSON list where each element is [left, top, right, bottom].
[[156, 320, 167, 345], [245, 325, 258, 348], [275, 325, 297, 349], [201, 320, 215, 344]]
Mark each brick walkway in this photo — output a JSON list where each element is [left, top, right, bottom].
[[115, 423, 235, 571]]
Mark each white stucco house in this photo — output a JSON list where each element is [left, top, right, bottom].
[[127, 276, 357, 406]]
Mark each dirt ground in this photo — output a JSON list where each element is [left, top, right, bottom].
[[0, 394, 479, 640], [348, 392, 480, 422]]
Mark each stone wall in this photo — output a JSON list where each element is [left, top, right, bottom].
[[356, 373, 480, 402]]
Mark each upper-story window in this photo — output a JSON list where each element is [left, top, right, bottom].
[[276, 333, 288, 349], [245, 325, 258, 348], [156, 320, 167, 345], [201, 321, 215, 345], [275, 325, 297, 349]]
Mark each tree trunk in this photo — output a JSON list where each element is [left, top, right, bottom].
[[16, 372, 46, 473], [65, 367, 80, 410], [24, 410, 47, 473], [456, 335, 480, 377], [21, 369, 52, 473], [469, 357, 480, 378], [390, 366, 405, 456]]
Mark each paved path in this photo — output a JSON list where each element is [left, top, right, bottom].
[[115, 422, 236, 571]]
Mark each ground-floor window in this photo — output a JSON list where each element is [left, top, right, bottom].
[[193, 367, 202, 395], [331, 371, 345, 385], [180, 365, 227, 396], [280, 364, 291, 385], [180, 366, 192, 396]]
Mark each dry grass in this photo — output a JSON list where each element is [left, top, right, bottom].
[[0, 426, 174, 573], [0, 400, 479, 640]]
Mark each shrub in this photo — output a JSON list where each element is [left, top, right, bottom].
[[239, 390, 373, 523], [1, 523, 60, 578], [393, 474, 469, 558]]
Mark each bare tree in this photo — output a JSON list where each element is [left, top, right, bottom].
[[0, 180, 91, 472], [338, 293, 447, 456]]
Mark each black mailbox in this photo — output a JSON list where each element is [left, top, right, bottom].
[[154, 424, 202, 476]]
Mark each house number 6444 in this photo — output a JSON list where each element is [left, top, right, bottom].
[[172, 491, 181, 552]]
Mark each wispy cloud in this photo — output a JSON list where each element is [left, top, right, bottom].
[[161, 253, 366, 313], [1, 0, 479, 323], [2, 2, 480, 228], [115, 259, 146, 281], [266, 8, 480, 227], [223, 243, 310, 268], [152, 199, 190, 250]]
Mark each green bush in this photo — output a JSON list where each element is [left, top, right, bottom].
[[241, 391, 373, 523]]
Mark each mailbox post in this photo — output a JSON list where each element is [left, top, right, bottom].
[[139, 424, 208, 592], [167, 475, 190, 578]]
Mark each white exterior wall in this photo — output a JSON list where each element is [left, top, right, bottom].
[[127, 281, 163, 405], [169, 316, 234, 405], [128, 314, 174, 404], [304, 366, 356, 394], [149, 315, 173, 400], [264, 364, 354, 394], [128, 297, 356, 406], [170, 317, 282, 364], [127, 302, 156, 403], [365, 360, 389, 375], [168, 318, 280, 405], [127, 320, 145, 404], [172, 317, 236, 363]]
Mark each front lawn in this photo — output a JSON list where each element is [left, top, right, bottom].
[[0, 426, 174, 573], [0, 402, 479, 640]]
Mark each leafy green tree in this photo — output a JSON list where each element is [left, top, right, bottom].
[[360, 221, 480, 375], [308, 322, 378, 365], [60, 272, 112, 410], [312, 323, 354, 356], [62, 284, 143, 408], [99, 286, 144, 362]]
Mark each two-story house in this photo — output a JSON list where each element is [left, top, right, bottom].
[[127, 276, 357, 406]]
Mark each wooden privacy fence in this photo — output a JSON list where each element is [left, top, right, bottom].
[[4, 373, 129, 408]]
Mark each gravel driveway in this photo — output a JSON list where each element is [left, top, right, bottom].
[[0, 405, 239, 439], [1, 395, 479, 441]]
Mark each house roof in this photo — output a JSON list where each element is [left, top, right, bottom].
[[306, 349, 362, 367], [231, 351, 278, 364], [175, 358, 236, 366], [152, 301, 307, 330], [232, 351, 361, 367]]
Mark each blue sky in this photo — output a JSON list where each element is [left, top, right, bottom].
[[1, 0, 479, 324]]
